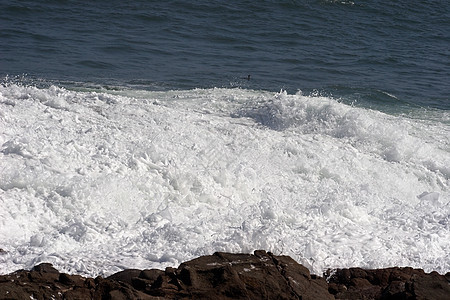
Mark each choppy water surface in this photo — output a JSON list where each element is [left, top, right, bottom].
[[1, 0, 449, 108]]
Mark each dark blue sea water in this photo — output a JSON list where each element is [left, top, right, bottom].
[[1, 0, 449, 109]]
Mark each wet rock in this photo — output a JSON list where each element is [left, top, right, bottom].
[[31, 263, 59, 274], [59, 272, 85, 286], [117, 250, 333, 300], [327, 266, 450, 300], [0, 263, 152, 300], [107, 269, 142, 285], [139, 269, 164, 282], [0, 253, 449, 299]]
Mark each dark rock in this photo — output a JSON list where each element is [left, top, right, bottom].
[[29, 263, 60, 283], [59, 272, 85, 287], [413, 271, 450, 300], [32, 263, 59, 274], [139, 269, 164, 282], [63, 286, 94, 300], [328, 266, 450, 300], [0, 252, 449, 300], [93, 277, 153, 300], [0, 263, 153, 300], [107, 268, 141, 285], [131, 277, 151, 290], [382, 280, 407, 298], [136, 250, 334, 300]]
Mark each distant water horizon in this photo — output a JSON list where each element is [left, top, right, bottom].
[[1, 0, 449, 110]]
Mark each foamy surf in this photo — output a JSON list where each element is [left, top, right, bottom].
[[0, 83, 448, 277]]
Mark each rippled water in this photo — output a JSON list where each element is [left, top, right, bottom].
[[1, 0, 449, 108]]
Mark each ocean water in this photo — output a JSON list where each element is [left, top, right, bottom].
[[0, 0, 449, 277]]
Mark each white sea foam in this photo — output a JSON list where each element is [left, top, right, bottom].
[[0, 84, 449, 277]]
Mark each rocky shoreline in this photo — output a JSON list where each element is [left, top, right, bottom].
[[0, 250, 449, 299]]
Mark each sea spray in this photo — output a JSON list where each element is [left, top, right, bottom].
[[1, 84, 448, 276]]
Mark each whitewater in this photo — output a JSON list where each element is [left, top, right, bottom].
[[0, 83, 449, 277]]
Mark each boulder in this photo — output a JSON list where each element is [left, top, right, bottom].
[[139, 250, 333, 299]]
